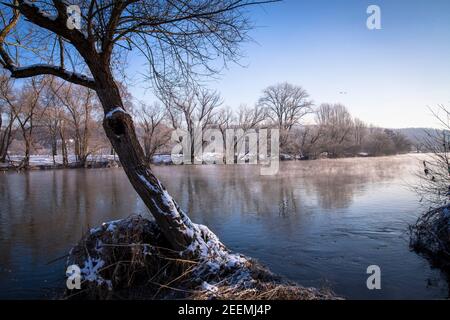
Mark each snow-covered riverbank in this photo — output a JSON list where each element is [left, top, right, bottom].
[[0, 152, 424, 171], [0, 155, 121, 170]]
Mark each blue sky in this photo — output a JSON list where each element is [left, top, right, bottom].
[[129, 0, 450, 129]]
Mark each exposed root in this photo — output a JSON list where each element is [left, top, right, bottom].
[[410, 205, 450, 270], [65, 215, 337, 300]]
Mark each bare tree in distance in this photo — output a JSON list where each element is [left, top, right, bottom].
[[234, 104, 267, 161], [10, 77, 49, 168], [40, 80, 64, 165], [215, 105, 235, 141], [213, 104, 267, 158], [0, 72, 17, 162], [353, 118, 367, 149], [258, 82, 313, 148], [413, 105, 450, 207], [237, 104, 267, 131], [316, 103, 353, 157], [165, 87, 222, 164], [296, 125, 322, 159], [409, 106, 450, 263], [0, 0, 278, 253], [52, 81, 100, 166], [136, 102, 171, 165]]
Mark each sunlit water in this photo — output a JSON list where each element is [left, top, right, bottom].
[[0, 154, 448, 299]]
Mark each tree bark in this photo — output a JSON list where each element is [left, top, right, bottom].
[[0, 112, 14, 163], [51, 130, 57, 165], [21, 134, 30, 169], [94, 75, 196, 252], [59, 122, 68, 167]]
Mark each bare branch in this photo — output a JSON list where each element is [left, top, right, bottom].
[[6, 64, 96, 89]]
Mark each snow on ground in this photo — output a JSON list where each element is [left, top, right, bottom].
[[6, 154, 119, 166], [3, 152, 429, 168], [151, 153, 223, 164], [3, 153, 220, 167], [152, 154, 175, 164]]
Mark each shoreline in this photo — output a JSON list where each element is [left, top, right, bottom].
[[0, 159, 122, 171], [0, 152, 419, 172]]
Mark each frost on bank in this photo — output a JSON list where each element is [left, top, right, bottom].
[[410, 205, 450, 269]]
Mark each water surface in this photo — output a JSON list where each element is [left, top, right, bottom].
[[0, 155, 448, 299]]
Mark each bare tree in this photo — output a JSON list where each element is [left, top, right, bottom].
[[236, 104, 267, 131], [215, 106, 235, 143], [364, 128, 395, 156], [136, 102, 171, 165], [0, 72, 16, 162], [413, 106, 450, 206], [316, 103, 353, 157], [384, 129, 411, 154], [53, 82, 98, 166], [167, 87, 222, 163], [212, 104, 267, 161], [10, 78, 48, 168], [297, 125, 322, 159], [40, 80, 65, 164], [409, 107, 450, 263], [59, 115, 69, 166], [234, 104, 267, 160], [0, 0, 275, 253], [353, 118, 367, 149], [258, 82, 313, 147]]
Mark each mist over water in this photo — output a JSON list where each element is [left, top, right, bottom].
[[0, 155, 448, 299]]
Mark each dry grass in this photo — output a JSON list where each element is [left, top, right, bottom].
[[192, 282, 336, 300]]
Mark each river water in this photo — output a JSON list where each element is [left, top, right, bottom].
[[0, 154, 448, 299]]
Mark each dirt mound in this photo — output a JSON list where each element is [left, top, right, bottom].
[[65, 215, 337, 300]]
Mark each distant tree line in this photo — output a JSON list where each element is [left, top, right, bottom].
[[292, 104, 412, 159], [0, 74, 412, 168]]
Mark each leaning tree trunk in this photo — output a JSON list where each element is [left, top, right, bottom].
[[94, 75, 197, 253]]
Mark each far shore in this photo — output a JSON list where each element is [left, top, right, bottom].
[[0, 152, 424, 172]]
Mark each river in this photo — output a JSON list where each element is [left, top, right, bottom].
[[0, 154, 448, 299]]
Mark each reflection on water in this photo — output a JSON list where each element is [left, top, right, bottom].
[[0, 155, 448, 299]]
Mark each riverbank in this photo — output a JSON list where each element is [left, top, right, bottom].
[[66, 215, 337, 300], [0, 154, 180, 171], [1, 155, 447, 299], [0, 155, 121, 171], [410, 205, 450, 272], [1, 152, 416, 171]]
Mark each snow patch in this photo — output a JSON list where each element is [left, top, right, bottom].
[[6, 154, 118, 166], [80, 256, 110, 287], [137, 174, 159, 193], [201, 281, 218, 293], [105, 107, 127, 119], [106, 223, 116, 232], [90, 226, 102, 234]]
